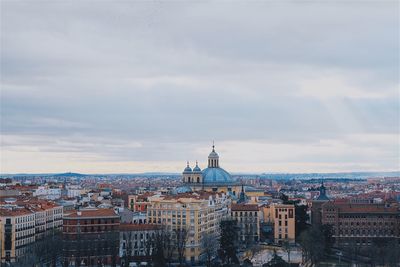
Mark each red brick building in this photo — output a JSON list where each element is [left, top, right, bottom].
[[321, 200, 400, 246], [62, 209, 120, 266]]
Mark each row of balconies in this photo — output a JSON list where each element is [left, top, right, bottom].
[[16, 225, 35, 232]]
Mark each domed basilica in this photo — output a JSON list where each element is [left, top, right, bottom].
[[182, 144, 241, 195]]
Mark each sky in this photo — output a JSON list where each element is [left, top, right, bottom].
[[1, 1, 399, 174]]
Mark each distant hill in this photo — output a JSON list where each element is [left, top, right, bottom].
[[54, 172, 87, 177]]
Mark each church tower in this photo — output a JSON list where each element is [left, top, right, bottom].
[[192, 161, 202, 184], [182, 162, 192, 183]]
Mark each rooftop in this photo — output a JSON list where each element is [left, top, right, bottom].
[[231, 203, 259, 211], [65, 208, 119, 218], [119, 223, 160, 231]]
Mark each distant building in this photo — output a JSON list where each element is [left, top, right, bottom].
[[33, 185, 62, 200], [231, 203, 260, 246], [182, 144, 241, 195], [311, 182, 330, 226], [62, 208, 120, 266], [321, 199, 400, 246], [128, 192, 154, 212]]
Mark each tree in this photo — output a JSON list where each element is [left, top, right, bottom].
[[294, 205, 309, 239], [263, 250, 287, 267], [298, 226, 324, 264], [384, 238, 400, 267], [282, 241, 291, 265], [33, 229, 63, 266], [174, 227, 188, 266], [320, 224, 334, 255], [219, 219, 239, 265], [152, 228, 168, 267], [121, 231, 134, 267], [202, 232, 217, 267], [144, 231, 155, 262]]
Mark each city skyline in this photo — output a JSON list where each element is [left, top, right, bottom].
[[1, 1, 399, 174]]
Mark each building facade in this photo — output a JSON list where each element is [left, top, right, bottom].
[[311, 182, 330, 226], [147, 191, 230, 264], [62, 208, 120, 266], [119, 224, 160, 265], [231, 203, 260, 246], [261, 203, 296, 244], [321, 200, 400, 246], [0, 197, 63, 263], [272, 204, 296, 244]]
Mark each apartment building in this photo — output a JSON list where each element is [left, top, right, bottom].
[[231, 203, 260, 246], [147, 190, 230, 264], [62, 208, 120, 266], [261, 203, 296, 244], [119, 223, 160, 264], [0, 197, 63, 263], [273, 204, 296, 244]]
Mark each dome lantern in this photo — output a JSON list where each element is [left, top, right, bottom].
[[208, 142, 219, 168]]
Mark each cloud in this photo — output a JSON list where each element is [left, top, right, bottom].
[[0, 1, 399, 173]]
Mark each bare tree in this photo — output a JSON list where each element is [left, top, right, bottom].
[[164, 229, 175, 267], [283, 241, 291, 265], [152, 226, 174, 267], [174, 227, 188, 267], [202, 232, 216, 267], [249, 244, 263, 263], [143, 231, 155, 262], [121, 231, 134, 267]]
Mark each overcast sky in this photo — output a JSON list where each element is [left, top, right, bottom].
[[1, 1, 399, 174]]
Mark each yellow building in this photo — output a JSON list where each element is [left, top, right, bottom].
[[261, 204, 295, 244], [147, 190, 230, 264], [182, 144, 242, 195]]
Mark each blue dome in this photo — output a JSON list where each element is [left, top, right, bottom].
[[174, 185, 193, 194], [193, 165, 201, 173], [202, 167, 234, 184], [183, 165, 192, 173]]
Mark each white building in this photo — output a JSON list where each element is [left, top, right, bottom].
[[33, 186, 62, 200]]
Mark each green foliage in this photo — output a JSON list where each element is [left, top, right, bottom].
[[294, 205, 309, 239]]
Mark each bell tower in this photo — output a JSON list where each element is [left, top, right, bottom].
[[192, 161, 203, 184], [182, 161, 192, 183]]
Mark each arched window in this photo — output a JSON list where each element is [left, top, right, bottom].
[[188, 177, 191, 183], [197, 177, 200, 183]]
